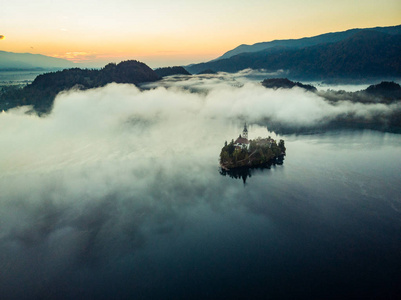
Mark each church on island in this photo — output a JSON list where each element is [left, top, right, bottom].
[[234, 123, 250, 148], [219, 123, 285, 170], [234, 123, 276, 149]]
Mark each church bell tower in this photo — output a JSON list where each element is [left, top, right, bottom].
[[242, 123, 248, 139]]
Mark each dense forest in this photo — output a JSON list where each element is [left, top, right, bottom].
[[0, 60, 160, 113]]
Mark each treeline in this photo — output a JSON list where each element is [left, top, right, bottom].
[[154, 66, 191, 77], [0, 60, 160, 113]]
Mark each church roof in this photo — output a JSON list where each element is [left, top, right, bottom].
[[235, 137, 249, 144]]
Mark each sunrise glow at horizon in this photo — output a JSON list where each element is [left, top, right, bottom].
[[2, 0, 401, 67]]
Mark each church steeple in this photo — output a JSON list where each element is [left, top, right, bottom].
[[242, 123, 248, 139]]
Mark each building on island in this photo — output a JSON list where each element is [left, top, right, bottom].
[[254, 137, 274, 148], [242, 123, 248, 139], [234, 123, 250, 149], [220, 122, 285, 171], [234, 123, 276, 149]]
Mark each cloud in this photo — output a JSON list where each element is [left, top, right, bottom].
[[0, 35, 5, 40], [1, 79, 399, 176], [145, 76, 400, 127], [142, 69, 286, 91], [51, 51, 97, 63]]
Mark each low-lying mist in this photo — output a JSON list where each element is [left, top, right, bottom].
[[2, 76, 399, 174], [1, 73, 401, 298]]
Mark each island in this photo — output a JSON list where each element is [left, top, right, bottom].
[[219, 124, 286, 170]]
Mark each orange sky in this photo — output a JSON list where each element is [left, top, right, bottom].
[[1, 0, 400, 67]]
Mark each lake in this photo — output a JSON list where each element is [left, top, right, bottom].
[[0, 82, 400, 299], [0, 70, 45, 85]]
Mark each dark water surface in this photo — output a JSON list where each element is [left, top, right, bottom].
[[0, 70, 45, 85], [1, 130, 401, 299]]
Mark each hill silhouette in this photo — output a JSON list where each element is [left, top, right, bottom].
[[187, 26, 401, 80], [0, 60, 160, 113], [215, 24, 401, 61], [261, 78, 317, 91], [154, 66, 191, 77]]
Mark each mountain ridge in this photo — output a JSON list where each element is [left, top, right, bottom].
[[186, 26, 401, 80], [215, 24, 401, 61], [0, 50, 76, 70]]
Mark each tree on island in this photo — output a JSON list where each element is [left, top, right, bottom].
[[219, 126, 285, 169]]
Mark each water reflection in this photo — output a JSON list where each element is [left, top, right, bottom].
[[219, 155, 285, 183]]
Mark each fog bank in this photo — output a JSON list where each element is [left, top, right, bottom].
[[1, 78, 401, 298]]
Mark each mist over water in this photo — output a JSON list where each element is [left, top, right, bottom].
[[1, 76, 401, 299]]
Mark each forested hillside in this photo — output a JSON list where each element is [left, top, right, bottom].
[[0, 60, 160, 113]]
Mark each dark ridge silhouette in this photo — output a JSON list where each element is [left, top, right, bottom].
[[261, 78, 317, 92], [0, 60, 160, 114], [187, 29, 401, 80], [365, 81, 401, 99], [215, 24, 401, 61], [154, 66, 191, 77], [197, 69, 217, 75], [319, 81, 401, 104]]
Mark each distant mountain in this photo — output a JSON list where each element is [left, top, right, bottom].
[[216, 25, 401, 61], [154, 66, 191, 77], [0, 50, 75, 70], [0, 60, 160, 113], [186, 25, 401, 80]]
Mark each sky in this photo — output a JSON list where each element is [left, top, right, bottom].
[[1, 0, 401, 68]]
